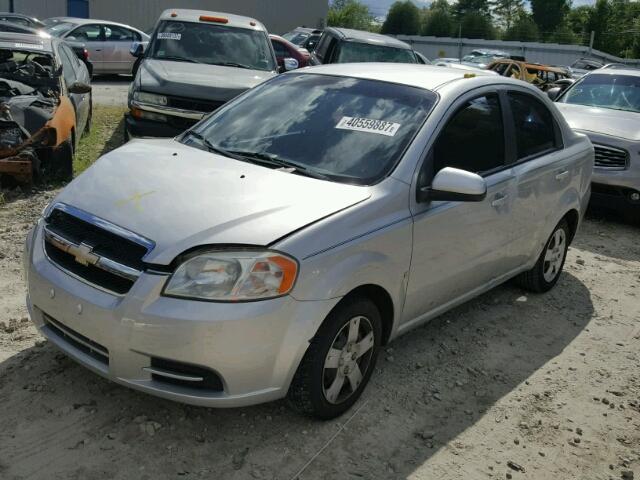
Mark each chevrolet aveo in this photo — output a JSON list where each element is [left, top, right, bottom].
[[24, 64, 593, 419]]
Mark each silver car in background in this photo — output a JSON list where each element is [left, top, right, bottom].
[[24, 65, 592, 419], [45, 17, 149, 75], [555, 68, 640, 221]]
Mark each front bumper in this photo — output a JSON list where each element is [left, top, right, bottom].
[[125, 112, 196, 139], [25, 222, 339, 407]]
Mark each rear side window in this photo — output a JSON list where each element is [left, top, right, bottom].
[[508, 92, 557, 159], [433, 94, 505, 174], [105, 25, 135, 41], [70, 24, 102, 41]]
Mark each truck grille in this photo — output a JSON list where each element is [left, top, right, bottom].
[[166, 95, 225, 114], [593, 144, 628, 170], [43, 205, 154, 295]]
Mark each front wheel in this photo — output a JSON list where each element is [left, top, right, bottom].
[[515, 219, 570, 293], [287, 297, 381, 419]]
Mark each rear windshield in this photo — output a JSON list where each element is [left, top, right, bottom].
[[560, 73, 640, 113], [45, 22, 75, 37], [147, 20, 275, 71], [336, 41, 417, 64], [181, 73, 436, 185]]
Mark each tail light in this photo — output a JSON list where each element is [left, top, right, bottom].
[[83, 48, 89, 60]]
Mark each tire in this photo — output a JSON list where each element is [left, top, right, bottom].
[[287, 297, 382, 419], [515, 219, 570, 293], [50, 138, 74, 181]]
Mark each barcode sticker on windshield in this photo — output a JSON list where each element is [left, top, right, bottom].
[[157, 32, 181, 40], [15, 43, 43, 49], [335, 117, 401, 137]]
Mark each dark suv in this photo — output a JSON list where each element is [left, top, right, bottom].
[[309, 27, 419, 65]]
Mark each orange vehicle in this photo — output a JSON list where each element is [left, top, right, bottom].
[[0, 32, 92, 184], [488, 59, 570, 91]]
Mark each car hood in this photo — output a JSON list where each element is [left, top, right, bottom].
[[52, 139, 370, 265], [138, 59, 277, 102], [555, 103, 640, 141]]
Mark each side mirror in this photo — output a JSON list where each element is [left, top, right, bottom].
[[283, 57, 299, 71], [68, 81, 92, 94], [417, 167, 487, 203], [130, 42, 144, 58], [547, 86, 562, 101]]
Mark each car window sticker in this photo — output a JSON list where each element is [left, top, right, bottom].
[[335, 116, 401, 137]]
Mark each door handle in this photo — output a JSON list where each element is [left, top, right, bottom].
[[555, 170, 569, 181], [491, 193, 508, 207], [95, 49, 102, 52]]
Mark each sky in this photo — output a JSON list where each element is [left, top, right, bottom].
[[360, 0, 596, 18]]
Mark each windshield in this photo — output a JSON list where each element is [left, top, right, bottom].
[[336, 42, 417, 64], [147, 20, 275, 71], [560, 73, 640, 113], [44, 22, 75, 37], [181, 74, 436, 185], [283, 31, 309, 45]]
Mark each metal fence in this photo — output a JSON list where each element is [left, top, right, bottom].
[[397, 35, 640, 68]]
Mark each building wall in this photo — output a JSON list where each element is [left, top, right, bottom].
[[1, 0, 326, 34]]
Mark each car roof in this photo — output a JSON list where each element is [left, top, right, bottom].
[[158, 9, 266, 31], [587, 67, 640, 77], [326, 27, 412, 50], [51, 16, 144, 32], [299, 63, 503, 91], [0, 32, 54, 52]]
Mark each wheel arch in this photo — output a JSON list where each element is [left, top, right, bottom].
[[562, 208, 580, 244]]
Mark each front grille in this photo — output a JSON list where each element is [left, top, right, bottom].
[[167, 115, 198, 131], [593, 144, 628, 170], [44, 206, 152, 295], [44, 314, 109, 365], [46, 209, 147, 269], [149, 357, 224, 391], [165, 95, 225, 114]]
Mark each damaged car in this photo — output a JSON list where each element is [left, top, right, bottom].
[[0, 33, 91, 185]]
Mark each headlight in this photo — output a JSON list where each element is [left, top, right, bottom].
[[163, 250, 298, 301], [133, 91, 168, 106]]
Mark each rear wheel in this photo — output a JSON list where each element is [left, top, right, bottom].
[[287, 297, 381, 419], [515, 219, 569, 293]]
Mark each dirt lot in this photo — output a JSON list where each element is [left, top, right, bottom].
[[0, 129, 639, 479]]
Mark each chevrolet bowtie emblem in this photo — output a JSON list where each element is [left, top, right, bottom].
[[72, 242, 100, 266]]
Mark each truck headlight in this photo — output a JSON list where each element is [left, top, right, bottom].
[[133, 91, 168, 106], [163, 250, 298, 301]]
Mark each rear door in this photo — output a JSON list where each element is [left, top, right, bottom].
[[66, 24, 104, 72], [403, 90, 519, 324], [102, 24, 139, 74], [504, 89, 570, 264]]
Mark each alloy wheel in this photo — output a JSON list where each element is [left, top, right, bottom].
[[543, 228, 566, 282], [322, 315, 375, 405]]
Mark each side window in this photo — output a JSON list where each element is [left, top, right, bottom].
[[105, 25, 135, 41], [271, 40, 288, 58], [433, 94, 505, 175], [494, 62, 509, 75], [508, 92, 559, 160], [314, 33, 334, 60], [58, 45, 77, 87], [70, 24, 102, 42]]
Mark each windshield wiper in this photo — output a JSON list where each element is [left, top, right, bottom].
[[211, 62, 254, 70], [227, 150, 331, 180], [156, 55, 201, 64], [183, 131, 248, 161]]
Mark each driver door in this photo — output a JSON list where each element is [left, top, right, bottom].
[[402, 91, 519, 326]]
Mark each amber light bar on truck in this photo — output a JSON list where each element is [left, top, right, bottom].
[[199, 15, 228, 23]]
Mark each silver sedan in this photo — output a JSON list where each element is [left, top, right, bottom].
[[24, 64, 593, 419], [45, 17, 149, 75]]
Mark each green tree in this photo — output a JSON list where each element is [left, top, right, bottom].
[[454, 0, 491, 19], [531, 0, 570, 36], [381, 1, 422, 35], [566, 5, 592, 38], [491, 0, 525, 29], [503, 13, 539, 41], [586, 0, 611, 51], [460, 11, 496, 38], [422, 0, 454, 37], [327, 0, 374, 30]]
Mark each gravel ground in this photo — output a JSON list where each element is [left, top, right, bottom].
[[0, 188, 638, 480]]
